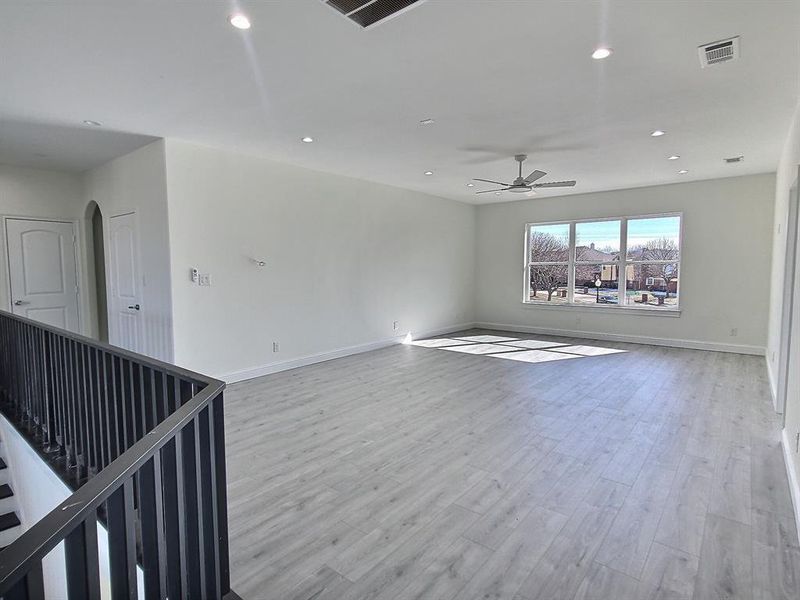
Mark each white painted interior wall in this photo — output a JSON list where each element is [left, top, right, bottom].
[[163, 140, 476, 380], [767, 102, 800, 503], [0, 415, 143, 600], [474, 173, 775, 354], [83, 140, 174, 363], [0, 165, 91, 333]]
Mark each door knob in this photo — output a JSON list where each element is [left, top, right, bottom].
[[128, 304, 140, 311], [13, 300, 28, 306]]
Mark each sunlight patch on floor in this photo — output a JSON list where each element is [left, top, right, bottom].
[[549, 345, 627, 356], [488, 349, 578, 363], [497, 339, 567, 350], [411, 334, 627, 363], [454, 335, 520, 343], [441, 343, 522, 355], [411, 338, 476, 348]]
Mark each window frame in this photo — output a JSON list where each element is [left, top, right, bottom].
[[523, 211, 683, 313]]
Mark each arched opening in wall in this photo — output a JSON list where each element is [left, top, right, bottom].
[[86, 201, 109, 342]]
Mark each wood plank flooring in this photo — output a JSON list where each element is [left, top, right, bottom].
[[224, 329, 800, 600]]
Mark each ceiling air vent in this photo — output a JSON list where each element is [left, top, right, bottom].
[[724, 155, 744, 164], [324, 0, 426, 28], [698, 37, 740, 67]]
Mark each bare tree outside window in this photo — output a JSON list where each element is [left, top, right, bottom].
[[642, 237, 679, 297], [529, 230, 569, 302]]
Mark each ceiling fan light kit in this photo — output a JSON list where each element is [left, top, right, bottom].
[[473, 154, 576, 195]]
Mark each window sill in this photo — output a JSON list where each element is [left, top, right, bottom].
[[520, 301, 681, 317]]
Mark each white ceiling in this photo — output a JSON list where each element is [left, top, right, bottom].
[[0, 0, 798, 203]]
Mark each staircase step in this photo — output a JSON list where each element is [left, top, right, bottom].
[[0, 485, 11, 501], [0, 512, 20, 532]]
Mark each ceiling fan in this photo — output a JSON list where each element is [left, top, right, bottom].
[[474, 154, 576, 195]]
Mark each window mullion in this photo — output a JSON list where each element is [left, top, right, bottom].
[[618, 218, 628, 306], [567, 222, 576, 304]]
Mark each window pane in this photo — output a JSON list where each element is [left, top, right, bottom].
[[624, 262, 679, 307], [575, 220, 620, 262], [529, 265, 568, 302], [626, 216, 680, 261], [573, 264, 619, 305], [529, 223, 570, 263]]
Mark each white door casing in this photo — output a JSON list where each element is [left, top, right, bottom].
[[5, 218, 81, 333], [108, 212, 142, 354], [777, 172, 800, 417]]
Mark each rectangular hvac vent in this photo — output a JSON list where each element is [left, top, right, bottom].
[[324, 0, 425, 28], [698, 36, 740, 67], [327, 0, 373, 15], [724, 155, 744, 164]]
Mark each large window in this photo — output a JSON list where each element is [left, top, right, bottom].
[[524, 213, 681, 311]]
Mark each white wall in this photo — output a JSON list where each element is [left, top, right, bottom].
[[84, 140, 174, 362], [0, 415, 143, 600], [475, 173, 775, 353], [163, 140, 475, 379], [0, 164, 90, 332], [0, 414, 69, 599]]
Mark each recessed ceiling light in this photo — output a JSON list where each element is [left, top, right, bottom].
[[424, 171, 434, 176], [466, 183, 474, 187], [495, 192, 501, 196], [651, 130, 666, 137], [678, 169, 689, 174], [83, 120, 102, 127], [591, 47, 613, 60], [301, 136, 314, 143], [668, 155, 680, 160], [419, 118, 435, 126], [229, 14, 251, 29]]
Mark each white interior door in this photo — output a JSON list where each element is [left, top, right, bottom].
[[5, 218, 80, 332], [108, 212, 142, 353]]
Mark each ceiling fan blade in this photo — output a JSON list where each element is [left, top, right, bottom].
[[473, 178, 511, 186], [524, 169, 547, 184], [475, 188, 509, 194], [532, 180, 577, 188]]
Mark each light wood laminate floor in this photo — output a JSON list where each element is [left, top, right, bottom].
[[224, 329, 800, 600]]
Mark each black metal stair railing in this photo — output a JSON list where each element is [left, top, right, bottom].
[[0, 309, 231, 599]]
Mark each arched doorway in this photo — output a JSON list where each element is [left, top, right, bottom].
[[86, 201, 109, 342]]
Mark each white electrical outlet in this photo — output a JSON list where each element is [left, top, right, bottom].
[[190, 268, 199, 283], [393, 321, 399, 331], [273, 341, 279, 353], [198, 273, 212, 287]]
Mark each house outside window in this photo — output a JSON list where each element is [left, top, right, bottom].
[[524, 213, 682, 311]]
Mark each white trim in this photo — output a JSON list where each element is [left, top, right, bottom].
[[781, 428, 800, 548], [520, 301, 681, 317], [767, 354, 779, 411], [525, 211, 683, 311], [219, 322, 475, 384], [474, 321, 765, 355], [776, 168, 800, 417]]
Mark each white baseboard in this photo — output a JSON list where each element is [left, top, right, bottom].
[[474, 321, 765, 355], [218, 322, 476, 384], [221, 320, 767, 383], [781, 429, 800, 547]]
